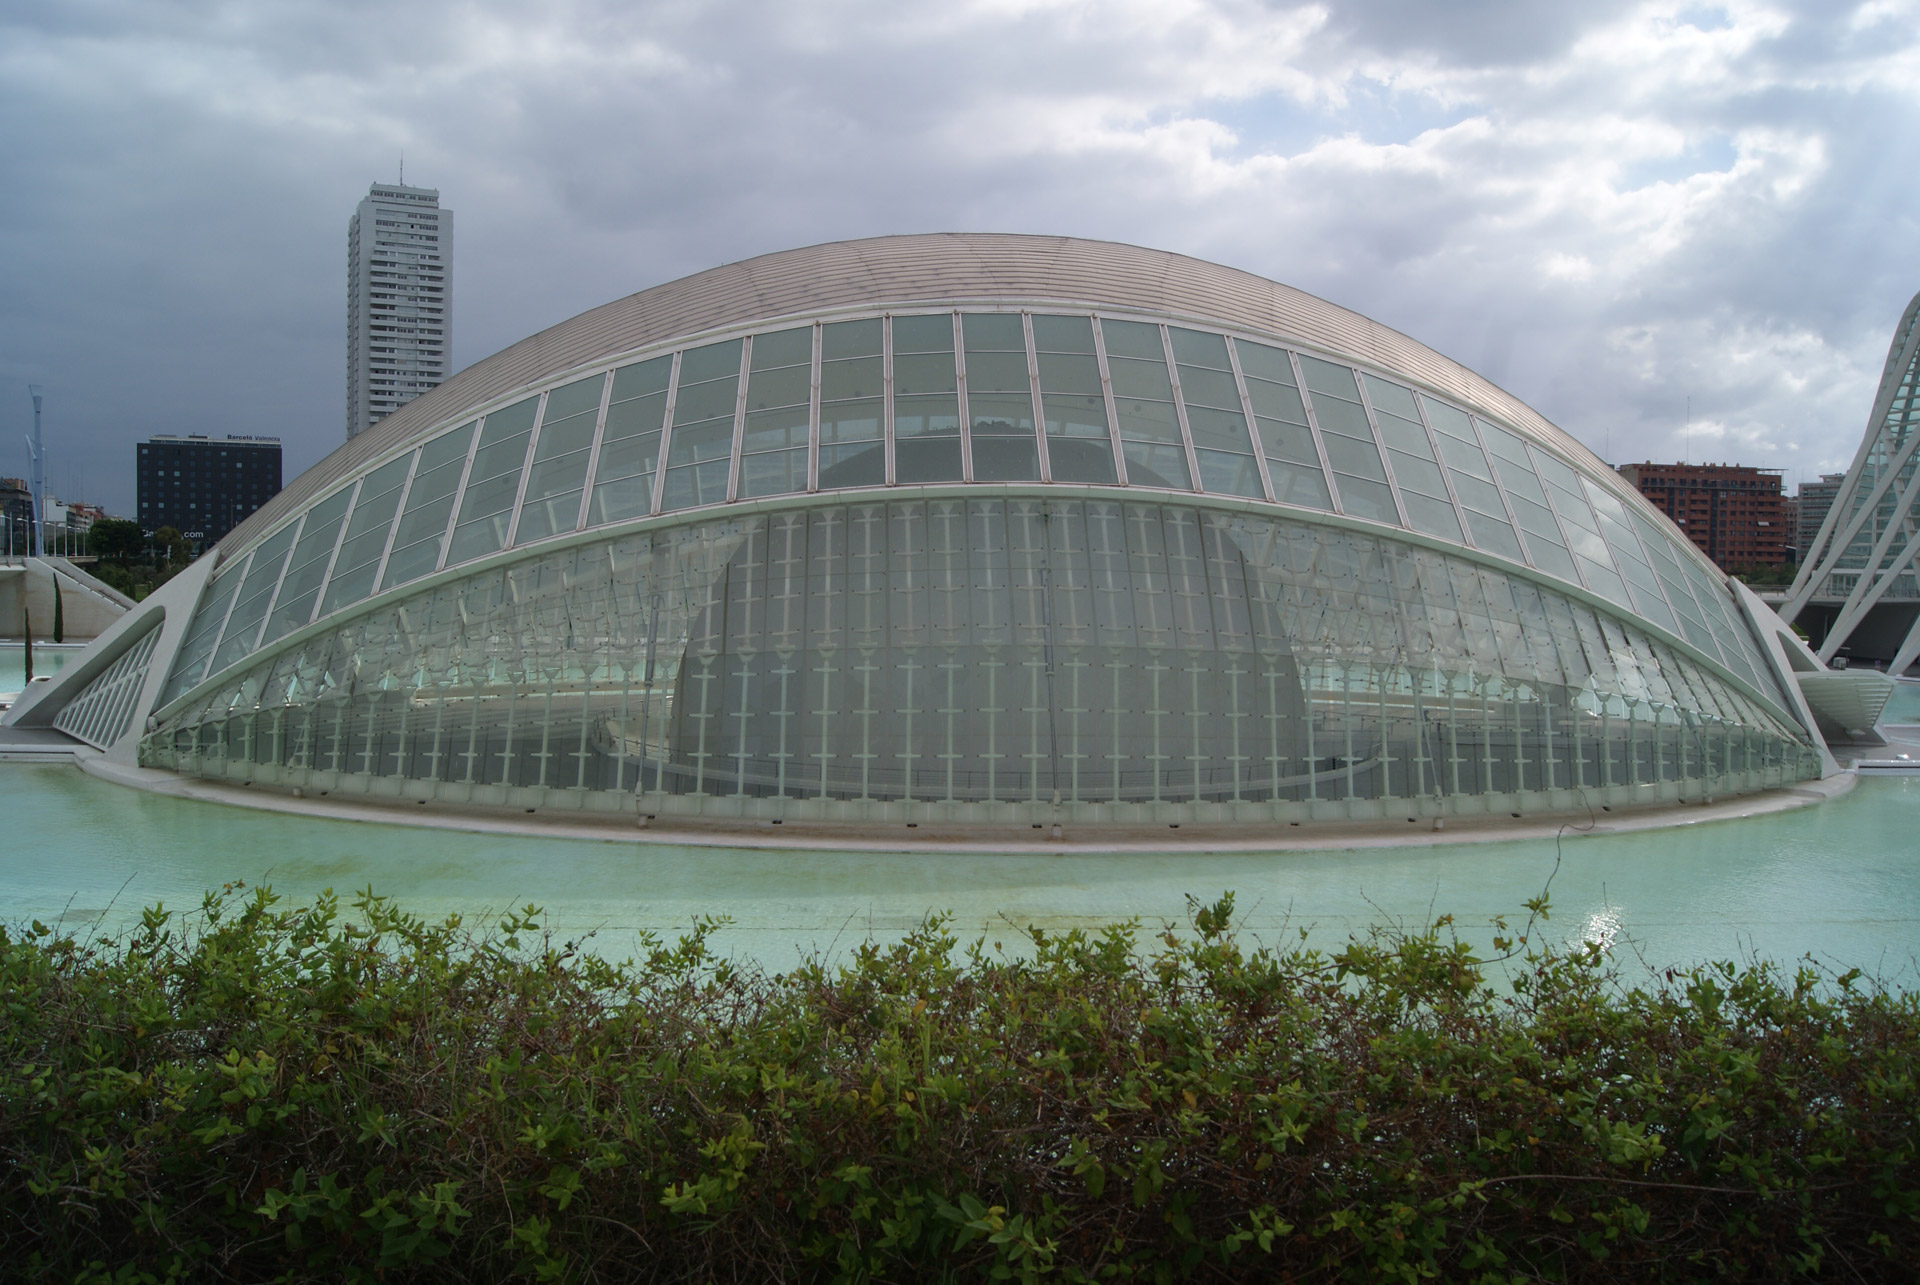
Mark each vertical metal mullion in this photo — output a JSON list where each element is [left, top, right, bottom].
[[433, 414, 489, 574], [651, 351, 684, 516], [366, 449, 423, 607], [954, 312, 973, 482], [1159, 326, 1204, 494], [1288, 351, 1342, 512], [1351, 381, 1412, 528], [726, 338, 751, 503], [1023, 312, 1052, 484], [806, 325, 822, 493], [502, 389, 550, 548], [882, 317, 897, 486], [1090, 316, 1129, 486], [1225, 340, 1277, 504], [572, 371, 616, 533]]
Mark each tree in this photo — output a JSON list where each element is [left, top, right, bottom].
[[151, 526, 190, 568], [88, 518, 145, 564]]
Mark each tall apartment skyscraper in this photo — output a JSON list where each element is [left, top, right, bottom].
[[346, 183, 452, 440]]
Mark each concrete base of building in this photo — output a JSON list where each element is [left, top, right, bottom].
[[69, 753, 1858, 855]]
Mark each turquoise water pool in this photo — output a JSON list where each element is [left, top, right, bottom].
[[1883, 679, 1920, 724], [3, 763, 1916, 978], [0, 643, 73, 696]]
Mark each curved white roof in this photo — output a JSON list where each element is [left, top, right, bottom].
[[229, 233, 1628, 554]]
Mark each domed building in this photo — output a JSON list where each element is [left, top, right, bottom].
[[11, 235, 1840, 832]]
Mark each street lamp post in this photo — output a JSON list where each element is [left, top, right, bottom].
[[27, 385, 45, 559]]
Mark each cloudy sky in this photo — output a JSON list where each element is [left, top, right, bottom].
[[4, 0, 1917, 515]]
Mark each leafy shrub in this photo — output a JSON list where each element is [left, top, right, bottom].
[[2, 886, 1915, 1282]]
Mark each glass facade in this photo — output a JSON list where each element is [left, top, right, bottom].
[[144, 496, 1818, 823], [135, 302, 1820, 825]]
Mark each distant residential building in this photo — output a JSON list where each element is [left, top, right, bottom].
[[64, 500, 107, 532], [1616, 461, 1790, 572], [347, 183, 453, 440], [136, 435, 282, 547], [1795, 472, 1847, 562]]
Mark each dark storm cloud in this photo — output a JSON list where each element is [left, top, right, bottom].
[[2, 0, 1916, 513]]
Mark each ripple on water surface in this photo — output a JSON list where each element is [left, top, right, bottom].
[[4, 765, 1917, 978]]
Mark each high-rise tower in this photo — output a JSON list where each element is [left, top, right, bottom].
[[346, 183, 452, 440]]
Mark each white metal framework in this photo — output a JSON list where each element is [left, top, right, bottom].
[[1784, 288, 1920, 673]]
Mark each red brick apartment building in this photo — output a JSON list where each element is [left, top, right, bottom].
[[1615, 462, 1791, 572]]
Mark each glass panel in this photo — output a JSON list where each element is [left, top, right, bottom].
[[1374, 413, 1432, 459], [1121, 442, 1191, 489], [1297, 354, 1360, 402], [1037, 333, 1115, 485], [662, 340, 743, 512], [159, 560, 247, 703], [208, 523, 298, 675], [1195, 449, 1262, 498], [259, 487, 354, 645], [1334, 474, 1398, 523], [738, 330, 814, 502], [1323, 434, 1386, 482], [1036, 352, 1100, 395], [1256, 418, 1318, 465], [1309, 396, 1374, 441], [1526, 537, 1581, 584], [818, 322, 885, 489], [318, 454, 412, 615], [1100, 318, 1165, 359], [894, 352, 957, 395], [961, 312, 1024, 351], [968, 391, 1039, 482], [1185, 406, 1253, 454], [1268, 459, 1333, 509], [963, 350, 1028, 393], [1494, 456, 1547, 505], [1476, 421, 1532, 465], [1402, 491, 1464, 542], [1465, 510, 1526, 563], [1419, 396, 1475, 441], [1169, 327, 1230, 368], [1108, 356, 1174, 401], [1177, 366, 1240, 411], [750, 325, 811, 370], [892, 313, 953, 353], [1388, 451, 1446, 497], [1451, 471, 1506, 517], [383, 423, 479, 590], [1360, 374, 1419, 421], [515, 373, 607, 545], [1438, 433, 1493, 480], [1113, 396, 1183, 444], [588, 357, 671, 526], [1245, 378, 1307, 423], [446, 396, 538, 565], [1233, 339, 1296, 384], [1031, 314, 1095, 353]]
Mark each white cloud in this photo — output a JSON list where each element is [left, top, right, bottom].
[[0, 0, 1916, 510]]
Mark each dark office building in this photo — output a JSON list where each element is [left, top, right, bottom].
[[1616, 461, 1790, 572], [136, 435, 282, 548]]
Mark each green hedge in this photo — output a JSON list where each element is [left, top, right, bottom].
[[2, 886, 1916, 1282]]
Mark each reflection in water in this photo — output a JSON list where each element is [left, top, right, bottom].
[[1, 765, 1916, 981]]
